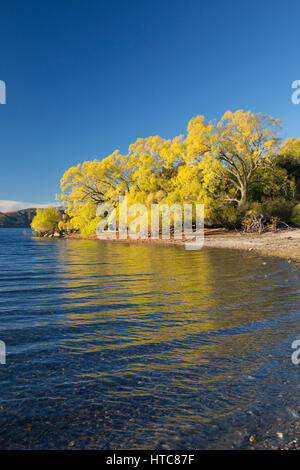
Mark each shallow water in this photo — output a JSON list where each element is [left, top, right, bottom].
[[0, 228, 299, 449]]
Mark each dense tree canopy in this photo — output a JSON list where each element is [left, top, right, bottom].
[[57, 110, 300, 234]]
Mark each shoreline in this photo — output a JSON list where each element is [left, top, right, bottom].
[[65, 228, 300, 263]]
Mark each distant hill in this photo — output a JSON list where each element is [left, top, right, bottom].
[[0, 208, 37, 228]]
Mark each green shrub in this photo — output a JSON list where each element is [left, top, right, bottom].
[[211, 204, 239, 228], [262, 199, 294, 223], [291, 203, 300, 227], [247, 202, 263, 216]]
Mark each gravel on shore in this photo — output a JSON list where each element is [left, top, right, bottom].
[[204, 228, 300, 262]]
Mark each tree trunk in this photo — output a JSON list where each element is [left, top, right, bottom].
[[238, 185, 248, 208]]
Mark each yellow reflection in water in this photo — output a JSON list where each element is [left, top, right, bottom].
[[57, 240, 221, 347], [56, 239, 296, 373]]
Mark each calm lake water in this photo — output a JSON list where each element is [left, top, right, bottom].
[[0, 228, 299, 449]]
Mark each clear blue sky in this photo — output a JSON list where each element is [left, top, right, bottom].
[[1, 0, 300, 207]]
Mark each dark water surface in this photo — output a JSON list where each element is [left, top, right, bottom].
[[0, 228, 299, 449]]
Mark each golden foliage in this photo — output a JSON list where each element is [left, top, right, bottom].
[[57, 110, 297, 233]]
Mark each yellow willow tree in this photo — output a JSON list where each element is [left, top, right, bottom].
[[171, 115, 225, 221], [124, 134, 185, 205], [185, 110, 282, 209], [214, 110, 281, 208], [175, 116, 213, 203], [58, 151, 129, 234], [58, 135, 185, 233], [31, 207, 62, 234]]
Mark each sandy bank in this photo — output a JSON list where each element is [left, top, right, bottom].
[[204, 228, 300, 262]]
